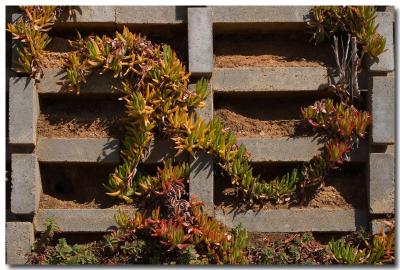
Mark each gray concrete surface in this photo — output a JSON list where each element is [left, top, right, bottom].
[[11, 154, 41, 215]]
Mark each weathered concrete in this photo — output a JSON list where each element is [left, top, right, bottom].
[[369, 12, 394, 72], [216, 209, 368, 232], [212, 6, 311, 23], [370, 218, 394, 235], [11, 154, 41, 215], [36, 138, 120, 163], [8, 77, 38, 146], [211, 67, 329, 92], [6, 222, 34, 265], [36, 68, 122, 95], [370, 75, 395, 144], [188, 8, 213, 76], [189, 81, 214, 214], [189, 83, 213, 121], [36, 138, 186, 164], [144, 139, 189, 163], [55, 6, 116, 24], [116, 6, 187, 24], [368, 153, 394, 214], [34, 209, 137, 232], [237, 137, 368, 162], [190, 152, 214, 215]]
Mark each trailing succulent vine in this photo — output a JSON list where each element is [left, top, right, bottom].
[[8, 5, 393, 265], [63, 24, 372, 205]]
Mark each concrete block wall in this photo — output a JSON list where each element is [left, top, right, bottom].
[[6, 6, 395, 264]]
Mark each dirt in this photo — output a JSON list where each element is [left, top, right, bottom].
[[214, 94, 326, 137], [214, 32, 335, 68], [214, 163, 366, 211], [37, 97, 125, 138], [40, 36, 77, 68], [216, 108, 313, 138]]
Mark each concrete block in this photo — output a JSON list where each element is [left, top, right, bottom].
[[188, 8, 213, 76], [36, 68, 122, 95], [11, 154, 41, 215], [189, 81, 214, 214], [144, 139, 189, 164], [368, 153, 394, 214], [6, 222, 34, 265], [370, 76, 395, 144], [56, 6, 116, 24], [369, 12, 394, 72], [211, 67, 329, 92], [36, 138, 120, 163], [212, 6, 311, 23], [8, 77, 38, 146], [34, 209, 136, 232], [189, 83, 213, 121], [116, 6, 187, 24], [238, 137, 368, 162], [216, 209, 368, 232], [190, 152, 214, 215], [370, 218, 394, 235], [36, 138, 186, 164]]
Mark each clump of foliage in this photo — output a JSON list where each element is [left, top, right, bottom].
[[301, 98, 371, 164], [249, 232, 331, 265], [7, 6, 57, 77], [6, 6, 74, 77], [308, 6, 386, 59], [29, 161, 249, 265], [328, 221, 395, 264]]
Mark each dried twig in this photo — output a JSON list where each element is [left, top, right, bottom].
[[329, 35, 361, 105]]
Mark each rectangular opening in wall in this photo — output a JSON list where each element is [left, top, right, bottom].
[[214, 92, 336, 138], [214, 162, 367, 211], [39, 163, 129, 209], [39, 162, 181, 210], [38, 95, 125, 139], [214, 31, 335, 68]]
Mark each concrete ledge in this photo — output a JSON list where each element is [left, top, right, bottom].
[[36, 138, 186, 164], [55, 6, 116, 25], [188, 7, 213, 76], [36, 138, 120, 163], [211, 67, 329, 92], [11, 154, 41, 215], [36, 68, 122, 95], [370, 75, 395, 144], [212, 6, 311, 23], [116, 6, 187, 24], [9, 77, 38, 146], [6, 222, 34, 265], [368, 153, 394, 214], [369, 12, 394, 72], [34, 209, 136, 232], [238, 137, 368, 162], [145, 139, 189, 164], [215, 209, 368, 232]]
